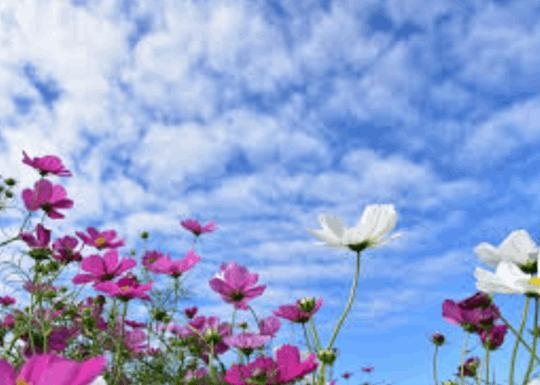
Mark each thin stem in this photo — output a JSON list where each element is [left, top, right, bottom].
[[0, 212, 31, 248], [524, 297, 539, 384], [500, 312, 540, 364], [326, 251, 362, 350], [248, 305, 260, 326], [432, 345, 439, 385], [509, 297, 530, 385], [302, 323, 313, 352], [485, 347, 490, 385], [310, 318, 322, 350], [459, 332, 470, 385]]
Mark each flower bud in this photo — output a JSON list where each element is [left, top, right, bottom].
[[317, 348, 337, 365], [431, 332, 445, 346], [299, 297, 317, 312]]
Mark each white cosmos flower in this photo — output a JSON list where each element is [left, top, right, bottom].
[[309, 204, 398, 252], [474, 229, 538, 269], [474, 259, 540, 296]]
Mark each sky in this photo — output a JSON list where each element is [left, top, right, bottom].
[[1, 0, 540, 384]]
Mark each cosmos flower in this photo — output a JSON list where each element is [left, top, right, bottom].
[[22, 179, 73, 219], [442, 292, 500, 332], [225, 345, 317, 385], [22, 151, 72, 177], [52, 235, 82, 263], [146, 250, 201, 277], [0, 353, 105, 385], [273, 297, 323, 324], [0, 296, 15, 307], [20, 224, 51, 248], [309, 204, 398, 252], [73, 249, 136, 285], [480, 324, 508, 350], [258, 316, 281, 337], [95, 275, 152, 301], [475, 229, 538, 270], [475, 260, 540, 296], [209, 262, 265, 310], [76, 227, 124, 250], [180, 219, 216, 236]]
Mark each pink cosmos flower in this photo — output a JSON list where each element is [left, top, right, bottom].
[[181, 218, 216, 236], [0, 353, 105, 385], [224, 332, 270, 354], [142, 250, 166, 270], [0, 296, 15, 306], [341, 372, 353, 379], [52, 235, 82, 263], [225, 344, 317, 385], [184, 306, 198, 319], [76, 227, 124, 249], [147, 250, 201, 277], [209, 262, 266, 310], [273, 297, 323, 323], [258, 316, 281, 337], [1, 314, 15, 329], [95, 275, 152, 301], [457, 357, 480, 377], [20, 224, 51, 248], [22, 179, 73, 219], [361, 366, 374, 373], [22, 151, 72, 177], [73, 249, 136, 285], [180, 316, 232, 357]]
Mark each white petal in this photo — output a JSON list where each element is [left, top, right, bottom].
[[474, 267, 520, 294], [527, 378, 540, 385], [499, 230, 538, 265], [474, 242, 501, 267], [353, 204, 397, 243], [318, 214, 346, 239], [90, 377, 107, 385], [308, 228, 342, 247]]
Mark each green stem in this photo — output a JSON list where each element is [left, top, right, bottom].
[[309, 318, 322, 350], [500, 312, 540, 364], [302, 323, 313, 352], [326, 251, 362, 350], [459, 332, 470, 385], [485, 347, 490, 385], [248, 305, 260, 325], [524, 297, 539, 384], [433, 345, 439, 385], [509, 297, 530, 385], [0, 212, 31, 248]]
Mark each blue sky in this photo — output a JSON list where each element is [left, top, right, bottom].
[[1, 0, 540, 383]]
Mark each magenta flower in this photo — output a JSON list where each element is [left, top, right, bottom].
[[209, 262, 266, 310], [0, 353, 105, 385], [148, 250, 201, 277], [273, 297, 323, 323], [181, 218, 216, 236], [361, 366, 374, 373], [442, 292, 500, 332], [22, 179, 73, 219], [224, 332, 270, 355], [76, 227, 124, 249], [342, 372, 353, 379], [184, 306, 198, 319], [0, 296, 15, 307], [258, 316, 281, 337], [20, 224, 51, 248], [22, 151, 72, 177], [73, 249, 136, 285], [457, 357, 480, 377], [52, 235, 81, 263], [481, 324, 508, 350], [180, 315, 232, 356], [142, 250, 166, 270], [95, 275, 152, 301], [225, 345, 317, 385]]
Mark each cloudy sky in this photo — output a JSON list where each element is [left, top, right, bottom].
[[1, 0, 540, 383]]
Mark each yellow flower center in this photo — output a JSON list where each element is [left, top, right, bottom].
[[529, 277, 540, 286], [95, 236, 107, 247], [17, 378, 30, 385]]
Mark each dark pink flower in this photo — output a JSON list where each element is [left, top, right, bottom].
[[52, 235, 81, 263], [430, 332, 445, 346], [342, 372, 353, 379], [224, 332, 270, 354], [76, 227, 124, 249], [209, 262, 266, 310], [20, 224, 51, 248], [0, 296, 15, 306], [1, 314, 15, 328], [181, 316, 232, 356], [22, 151, 72, 177], [181, 218, 216, 236], [442, 292, 500, 332], [142, 250, 166, 270], [273, 297, 323, 323], [0, 353, 105, 385], [22, 179, 73, 219], [361, 366, 374, 373], [95, 275, 152, 301], [224, 344, 317, 385], [457, 357, 480, 377], [73, 249, 136, 285], [258, 316, 281, 337], [184, 306, 198, 319], [481, 324, 508, 350], [147, 250, 201, 277]]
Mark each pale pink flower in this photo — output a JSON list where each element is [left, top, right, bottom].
[[147, 250, 201, 277], [181, 218, 216, 236]]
